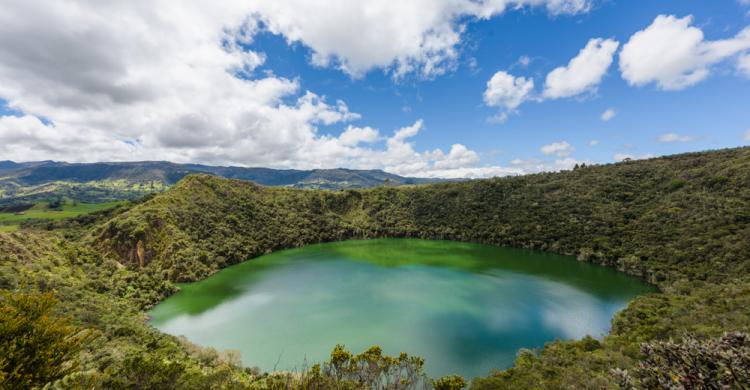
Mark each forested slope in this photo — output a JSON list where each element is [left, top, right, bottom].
[[97, 147, 750, 287]]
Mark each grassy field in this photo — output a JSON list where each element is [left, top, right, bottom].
[[0, 201, 123, 229]]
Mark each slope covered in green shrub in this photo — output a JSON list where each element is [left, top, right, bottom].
[[98, 147, 750, 287]]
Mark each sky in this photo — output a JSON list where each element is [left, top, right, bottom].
[[0, 0, 749, 178]]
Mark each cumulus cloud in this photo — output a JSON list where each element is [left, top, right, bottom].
[[0, 115, 128, 160], [658, 133, 695, 143], [0, 0, 572, 179], [589, 139, 600, 147], [543, 38, 620, 99], [744, 129, 750, 141], [486, 38, 617, 121], [248, 0, 592, 78], [540, 141, 575, 157], [600, 108, 616, 122], [483, 71, 535, 110], [369, 120, 522, 178], [338, 126, 379, 146], [620, 15, 750, 90]]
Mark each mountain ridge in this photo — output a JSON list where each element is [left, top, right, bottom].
[[0, 160, 445, 205]]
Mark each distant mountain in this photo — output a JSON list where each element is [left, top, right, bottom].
[[0, 161, 443, 205]]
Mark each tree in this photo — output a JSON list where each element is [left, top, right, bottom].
[[0, 291, 92, 389], [433, 375, 467, 390], [48, 198, 64, 210]]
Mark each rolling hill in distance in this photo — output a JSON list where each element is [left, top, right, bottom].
[[0, 160, 443, 205]]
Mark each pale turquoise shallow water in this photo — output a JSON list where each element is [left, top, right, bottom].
[[149, 239, 654, 379]]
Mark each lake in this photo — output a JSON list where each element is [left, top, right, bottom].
[[149, 239, 654, 379]]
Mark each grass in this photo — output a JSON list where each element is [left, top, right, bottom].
[[0, 201, 123, 229]]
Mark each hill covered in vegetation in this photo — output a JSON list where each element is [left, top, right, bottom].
[[2, 147, 750, 388], [0, 160, 440, 205], [98, 147, 750, 286]]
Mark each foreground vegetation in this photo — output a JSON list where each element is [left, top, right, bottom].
[[2, 147, 750, 388]]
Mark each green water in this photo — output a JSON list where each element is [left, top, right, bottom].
[[149, 239, 654, 379]]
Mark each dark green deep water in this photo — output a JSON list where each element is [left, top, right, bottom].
[[149, 239, 654, 379]]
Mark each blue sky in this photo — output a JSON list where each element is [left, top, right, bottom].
[[249, 1, 750, 167], [0, 1, 749, 177]]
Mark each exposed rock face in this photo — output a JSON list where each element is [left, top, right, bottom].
[[136, 240, 145, 268]]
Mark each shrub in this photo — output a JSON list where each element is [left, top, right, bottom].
[[0, 291, 93, 389]]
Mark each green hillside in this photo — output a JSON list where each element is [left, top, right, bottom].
[[97, 147, 750, 286], [2, 147, 750, 388]]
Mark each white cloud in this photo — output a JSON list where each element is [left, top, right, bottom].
[[483, 71, 534, 122], [248, 0, 592, 78], [589, 139, 600, 147], [658, 133, 695, 143], [483, 71, 535, 110], [600, 108, 616, 122], [421, 166, 523, 179], [0, 115, 126, 160], [619, 15, 750, 90], [370, 120, 523, 178], [744, 129, 750, 141], [613, 153, 656, 162], [486, 38, 618, 120], [543, 38, 620, 99], [430, 144, 480, 170], [338, 126, 379, 146], [0, 0, 573, 179], [739, 53, 750, 77], [543, 0, 593, 14], [540, 141, 575, 157]]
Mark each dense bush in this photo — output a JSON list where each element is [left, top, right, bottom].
[[0, 291, 92, 388]]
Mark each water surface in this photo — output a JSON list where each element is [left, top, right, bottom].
[[150, 239, 654, 379]]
